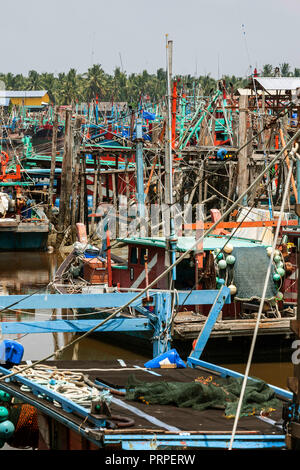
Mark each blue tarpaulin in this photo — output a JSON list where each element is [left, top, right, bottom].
[[142, 111, 156, 121]]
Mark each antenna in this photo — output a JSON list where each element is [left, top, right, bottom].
[[119, 52, 124, 73], [91, 32, 95, 66]]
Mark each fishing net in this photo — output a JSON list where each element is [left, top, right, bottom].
[[7, 403, 39, 449], [125, 374, 281, 418], [230, 247, 277, 302]]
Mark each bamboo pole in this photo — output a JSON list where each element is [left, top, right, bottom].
[[279, 127, 298, 203], [48, 107, 58, 211], [56, 109, 72, 247]]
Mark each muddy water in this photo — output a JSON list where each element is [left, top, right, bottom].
[[0, 252, 295, 391]]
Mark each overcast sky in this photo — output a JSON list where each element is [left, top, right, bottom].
[[1, 0, 299, 78]]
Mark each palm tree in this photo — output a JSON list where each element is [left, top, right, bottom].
[[83, 64, 108, 101], [4, 73, 15, 90], [40, 73, 56, 103], [111, 67, 128, 101], [26, 70, 42, 90], [280, 63, 291, 77], [261, 64, 273, 76]]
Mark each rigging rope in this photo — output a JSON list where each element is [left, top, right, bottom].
[[228, 143, 297, 450]]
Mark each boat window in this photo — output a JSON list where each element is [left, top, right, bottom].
[[130, 246, 138, 264], [140, 248, 147, 265]]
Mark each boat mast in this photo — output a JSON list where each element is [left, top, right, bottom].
[[165, 36, 176, 284]]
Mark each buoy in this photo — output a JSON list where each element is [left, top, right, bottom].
[[0, 420, 14, 439], [216, 252, 224, 260], [228, 284, 237, 295], [276, 292, 283, 302], [266, 247, 273, 256], [224, 243, 233, 254], [218, 259, 227, 270], [0, 391, 11, 403], [0, 407, 9, 423], [277, 267, 285, 278], [273, 273, 281, 282], [226, 255, 236, 265], [217, 278, 225, 286], [274, 249, 281, 257], [274, 255, 281, 264]]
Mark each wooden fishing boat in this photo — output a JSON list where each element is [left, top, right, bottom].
[[0, 151, 49, 251], [51, 210, 297, 353], [0, 358, 290, 450]]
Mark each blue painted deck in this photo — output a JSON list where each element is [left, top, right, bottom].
[[1, 318, 151, 334]]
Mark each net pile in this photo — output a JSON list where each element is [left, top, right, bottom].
[[7, 403, 39, 449], [125, 374, 281, 418]]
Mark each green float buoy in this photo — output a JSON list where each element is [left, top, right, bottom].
[[226, 255, 236, 265], [277, 267, 285, 278], [218, 259, 227, 270], [0, 391, 11, 403], [0, 407, 9, 423], [0, 420, 14, 439], [273, 273, 281, 282], [276, 291, 284, 301]]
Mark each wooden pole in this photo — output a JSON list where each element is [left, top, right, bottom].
[[91, 154, 99, 232], [171, 80, 177, 149], [79, 156, 85, 224], [57, 109, 72, 247], [48, 107, 58, 211], [237, 95, 249, 202], [165, 38, 173, 205], [279, 128, 298, 203], [71, 117, 82, 242]]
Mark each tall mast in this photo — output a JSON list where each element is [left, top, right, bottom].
[[165, 36, 176, 284]]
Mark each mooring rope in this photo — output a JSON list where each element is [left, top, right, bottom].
[[228, 143, 297, 450]]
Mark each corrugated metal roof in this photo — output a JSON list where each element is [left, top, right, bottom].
[[254, 77, 300, 91], [117, 236, 268, 252], [237, 88, 278, 96], [0, 90, 48, 98], [0, 97, 10, 106]]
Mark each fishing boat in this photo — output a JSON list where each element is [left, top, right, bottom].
[[0, 356, 290, 450], [52, 205, 298, 354], [0, 150, 49, 251]]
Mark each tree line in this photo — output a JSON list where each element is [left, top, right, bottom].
[[0, 63, 297, 107]]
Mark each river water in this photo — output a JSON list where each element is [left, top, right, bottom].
[[0, 252, 295, 390]]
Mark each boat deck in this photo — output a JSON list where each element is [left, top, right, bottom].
[[173, 312, 294, 339], [0, 359, 287, 450]]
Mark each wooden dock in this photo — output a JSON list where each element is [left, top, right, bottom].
[[173, 312, 294, 339]]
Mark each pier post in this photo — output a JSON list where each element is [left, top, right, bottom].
[[135, 118, 145, 220], [152, 292, 173, 357], [48, 107, 58, 212], [56, 109, 72, 247], [237, 95, 249, 204]]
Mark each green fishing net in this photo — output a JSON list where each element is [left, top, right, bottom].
[[231, 246, 277, 301], [125, 375, 282, 418]]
